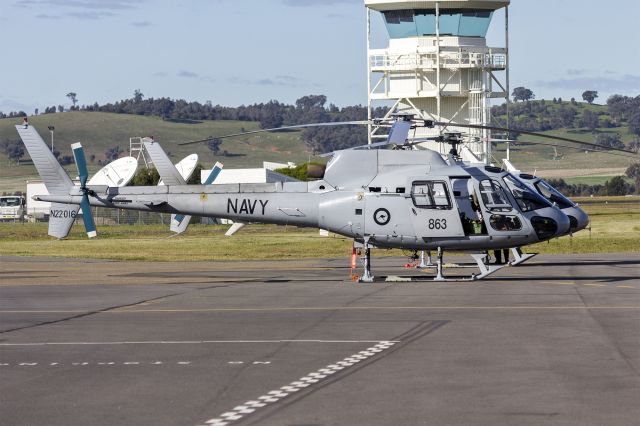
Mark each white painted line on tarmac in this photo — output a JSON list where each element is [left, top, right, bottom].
[[0, 360, 272, 368], [0, 339, 398, 347], [0, 361, 195, 368], [196, 340, 397, 426]]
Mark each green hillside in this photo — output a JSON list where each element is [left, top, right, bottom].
[[0, 112, 317, 193], [492, 101, 637, 178], [1, 103, 638, 194]]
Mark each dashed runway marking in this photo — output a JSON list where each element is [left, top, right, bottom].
[[0, 361, 193, 368], [196, 340, 397, 426]]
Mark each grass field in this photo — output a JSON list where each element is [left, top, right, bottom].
[[498, 127, 637, 174], [0, 197, 637, 261], [564, 175, 635, 186]]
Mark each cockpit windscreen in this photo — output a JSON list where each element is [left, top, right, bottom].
[[503, 175, 552, 212]]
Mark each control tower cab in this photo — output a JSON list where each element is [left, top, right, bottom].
[[365, 0, 510, 164]]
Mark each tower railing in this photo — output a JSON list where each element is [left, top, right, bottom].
[[370, 49, 506, 71]]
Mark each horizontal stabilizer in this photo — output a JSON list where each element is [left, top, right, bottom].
[[170, 214, 191, 234], [225, 222, 246, 237]]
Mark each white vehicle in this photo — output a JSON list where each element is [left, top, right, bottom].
[[0, 195, 26, 221]]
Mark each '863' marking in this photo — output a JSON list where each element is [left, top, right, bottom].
[[428, 218, 447, 230]]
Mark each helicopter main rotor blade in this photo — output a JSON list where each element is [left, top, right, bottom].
[[499, 139, 636, 158], [178, 121, 370, 146], [432, 121, 638, 155]]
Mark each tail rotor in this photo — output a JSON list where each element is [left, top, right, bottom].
[[71, 143, 97, 238]]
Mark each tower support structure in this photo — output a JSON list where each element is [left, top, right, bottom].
[[366, 0, 510, 164]]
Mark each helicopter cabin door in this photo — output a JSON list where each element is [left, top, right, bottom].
[[408, 178, 465, 238]]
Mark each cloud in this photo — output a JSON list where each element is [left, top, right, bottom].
[[36, 13, 62, 19], [539, 74, 640, 93], [19, 0, 143, 19], [176, 70, 215, 83], [132, 21, 152, 27], [66, 11, 115, 19], [282, 0, 360, 6], [178, 70, 199, 79], [19, 0, 143, 10], [567, 69, 587, 76], [230, 75, 307, 87]]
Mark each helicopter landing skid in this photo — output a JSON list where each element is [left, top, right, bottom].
[[430, 253, 504, 282], [509, 247, 537, 266], [356, 247, 505, 283]]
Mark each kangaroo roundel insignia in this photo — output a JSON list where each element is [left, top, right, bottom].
[[373, 208, 391, 226]]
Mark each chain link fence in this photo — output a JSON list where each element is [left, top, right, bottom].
[[24, 207, 174, 226]]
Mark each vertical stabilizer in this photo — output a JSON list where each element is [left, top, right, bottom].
[[16, 125, 74, 195], [143, 140, 192, 234], [15, 125, 79, 239]]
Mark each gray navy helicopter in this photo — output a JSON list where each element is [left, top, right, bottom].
[[15, 115, 636, 282]]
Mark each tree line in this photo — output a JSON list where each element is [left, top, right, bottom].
[[2, 89, 639, 163]]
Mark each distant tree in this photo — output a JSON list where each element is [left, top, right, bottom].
[[629, 112, 640, 138], [626, 163, 640, 193], [557, 105, 578, 128], [59, 155, 74, 166], [629, 139, 640, 153], [580, 110, 600, 133], [582, 90, 598, 104], [206, 138, 222, 155], [596, 133, 624, 150], [104, 146, 123, 162], [604, 176, 627, 196], [34, 108, 39, 115], [133, 89, 144, 103], [66, 92, 78, 108], [131, 167, 160, 186], [57, 105, 64, 113], [1, 139, 25, 164], [259, 100, 284, 129], [570, 98, 578, 106], [90, 154, 96, 163], [187, 163, 203, 184], [512, 87, 535, 102], [274, 163, 326, 182]]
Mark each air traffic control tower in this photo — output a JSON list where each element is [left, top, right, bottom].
[[365, 0, 510, 164]]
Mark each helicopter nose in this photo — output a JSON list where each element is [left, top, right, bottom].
[[566, 207, 590, 232], [530, 208, 571, 241], [554, 210, 571, 237]]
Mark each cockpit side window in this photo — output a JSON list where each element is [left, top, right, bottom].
[[503, 175, 552, 212], [411, 181, 452, 210], [479, 179, 512, 212], [534, 180, 575, 209], [489, 214, 522, 231]]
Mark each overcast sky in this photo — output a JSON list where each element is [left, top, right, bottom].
[[2, 0, 640, 113]]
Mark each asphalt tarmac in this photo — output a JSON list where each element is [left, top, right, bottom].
[[1, 253, 639, 426]]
